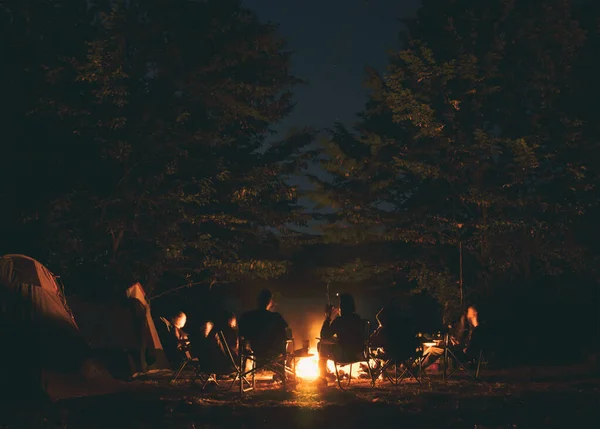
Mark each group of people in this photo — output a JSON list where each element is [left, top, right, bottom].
[[164, 289, 290, 375], [164, 289, 486, 386]]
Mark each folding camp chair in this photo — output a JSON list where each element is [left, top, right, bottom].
[[156, 317, 202, 384], [441, 332, 485, 382], [239, 336, 296, 394], [160, 320, 251, 392], [320, 319, 376, 390], [371, 343, 423, 386], [192, 330, 251, 392]]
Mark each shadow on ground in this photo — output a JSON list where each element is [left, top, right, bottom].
[[2, 366, 599, 429]]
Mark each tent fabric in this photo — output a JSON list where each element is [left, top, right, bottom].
[[67, 283, 170, 377], [126, 283, 171, 372], [0, 254, 120, 401], [68, 297, 141, 350]]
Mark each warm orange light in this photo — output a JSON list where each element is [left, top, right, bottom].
[[295, 348, 364, 381], [295, 321, 370, 381], [296, 348, 320, 380]]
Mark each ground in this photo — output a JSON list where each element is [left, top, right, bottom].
[[2, 365, 599, 429]]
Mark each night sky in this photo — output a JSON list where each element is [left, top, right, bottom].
[[242, 0, 421, 131]]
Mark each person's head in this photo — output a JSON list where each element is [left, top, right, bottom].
[[466, 305, 479, 326], [228, 313, 237, 329], [172, 311, 187, 329], [257, 289, 274, 310], [338, 293, 356, 316]]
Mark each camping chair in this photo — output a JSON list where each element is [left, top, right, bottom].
[[371, 339, 423, 386], [157, 317, 202, 384], [192, 330, 252, 392], [239, 335, 296, 394], [441, 332, 485, 382], [321, 319, 376, 390]]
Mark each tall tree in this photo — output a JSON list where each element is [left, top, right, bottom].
[[310, 0, 595, 318], [28, 0, 313, 295], [0, 0, 91, 255]]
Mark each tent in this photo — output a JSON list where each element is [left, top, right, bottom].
[[126, 282, 171, 373], [68, 283, 170, 379], [0, 254, 120, 401]]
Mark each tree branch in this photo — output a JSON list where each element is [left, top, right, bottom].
[[149, 278, 216, 301]]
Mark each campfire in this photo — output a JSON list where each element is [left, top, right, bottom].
[[295, 348, 321, 380], [295, 347, 367, 381]]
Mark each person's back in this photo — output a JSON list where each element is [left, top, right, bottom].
[[324, 294, 366, 360], [384, 315, 418, 359], [330, 313, 364, 355], [464, 305, 488, 360], [239, 290, 289, 358]]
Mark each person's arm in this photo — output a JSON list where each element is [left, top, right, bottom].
[[277, 314, 293, 339], [320, 305, 339, 338], [322, 317, 341, 339], [320, 318, 333, 338]]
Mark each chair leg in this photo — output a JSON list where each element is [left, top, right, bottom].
[[366, 360, 375, 387], [347, 364, 352, 386], [417, 356, 429, 380], [200, 373, 219, 389], [334, 363, 344, 389], [240, 355, 244, 395], [443, 346, 448, 381], [382, 360, 396, 385], [445, 349, 477, 381], [190, 364, 203, 385], [170, 359, 188, 383], [282, 363, 287, 390], [238, 357, 256, 395]]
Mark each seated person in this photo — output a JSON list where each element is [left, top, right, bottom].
[[238, 289, 291, 359], [171, 311, 190, 349], [203, 310, 240, 359], [422, 305, 485, 368], [317, 293, 365, 384], [198, 312, 240, 375], [369, 306, 419, 360], [157, 311, 191, 365]]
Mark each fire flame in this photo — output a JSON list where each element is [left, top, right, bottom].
[[295, 348, 364, 381], [295, 348, 321, 380]]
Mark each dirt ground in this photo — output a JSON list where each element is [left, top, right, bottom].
[[2, 365, 599, 429]]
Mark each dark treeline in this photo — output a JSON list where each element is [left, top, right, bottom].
[[1, 0, 599, 365], [310, 0, 600, 364], [1, 0, 315, 296]]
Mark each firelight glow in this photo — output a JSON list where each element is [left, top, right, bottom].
[[295, 348, 363, 380], [294, 321, 365, 381], [295, 348, 321, 380]]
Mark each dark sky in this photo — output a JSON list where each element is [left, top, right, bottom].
[[242, 0, 421, 131]]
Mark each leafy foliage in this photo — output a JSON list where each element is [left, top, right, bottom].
[[2, 0, 314, 295], [310, 0, 599, 314]]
